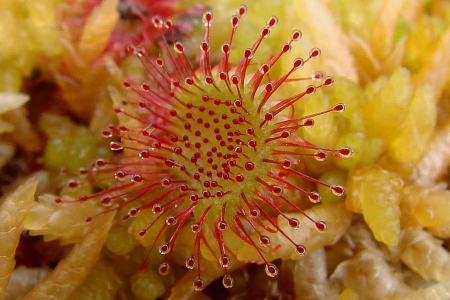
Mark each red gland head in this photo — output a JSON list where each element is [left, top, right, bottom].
[[60, 5, 351, 291]]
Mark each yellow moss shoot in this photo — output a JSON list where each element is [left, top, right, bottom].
[[346, 165, 403, 246]]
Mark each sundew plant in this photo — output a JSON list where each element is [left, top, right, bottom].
[[56, 4, 351, 290]]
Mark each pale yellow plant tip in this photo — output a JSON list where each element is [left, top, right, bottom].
[[364, 67, 414, 148], [77, 0, 119, 67], [347, 166, 403, 246], [400, 228, 450, 282], [291, 0, 358, 82], [383, 84, 437, 174], [0, 177, 38, 299], [0, 93, 29, 115], [369, 0, 406, 60], [413, 27, 450, 100], [22, 213, 114, 300]]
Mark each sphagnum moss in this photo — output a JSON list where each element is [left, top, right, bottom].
[[56, 6, 352, 291]]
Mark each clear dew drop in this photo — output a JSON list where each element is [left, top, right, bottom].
[[309, 47, 321, 58], [282, 159, 292, 169], [166, 216, 177, 226], [308, 191, 321, 203], [191, 223, 201, 233], [330, 185, 345, 196], [315, 150, 327, 161], [78, 195, 89, 201], [303, 118, 314, 127], [95, 158, 107, 169], [295, 244, 307, 256], [293, 58, 304, 69], [174, 42, 184, 54], [223, 275, 234, 288], [67, 179, 80, 191], [265, 263, 278, 277], [193, 277, 204, 291], [338, 146, 353, 159], [131, 174, 143, 183], [271, 185, 283, 196], [139, 150, 150, 159], [288, 218, 300, 229], [159, 262, 170, 275], [102, 130, 113, 138], [237, 5, 247, 16], [101, 196, 113, 207], [78, 168, 88, 178], [244, 48, 254, 59], [152, 204, 164, 214], [323, 76, 334, 86], [220, 255, 230, 268], [217, 221, 227, 231], [291, 29, 302, 41], [221, 43, 231, 55], [333, 103, 346, 112], [250, 208, 260, 218], [185, 257, 196, 269], [259, 235, 271, 247], [315, 221, 327, 232], [202, 10, 213, 26], [128, 207, 139, 218], [311, 71, 324, 80], [200, 41, 210, 52], [114, 170, 126, 181], [152, 16, 163, 28], [267, 16, 278, 28], [159, 243, 171, 255], [110, 141, 123, 151], [259, 64, 270, 74]]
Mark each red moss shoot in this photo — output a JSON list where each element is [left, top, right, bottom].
[[57, 6, 352, 290]]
